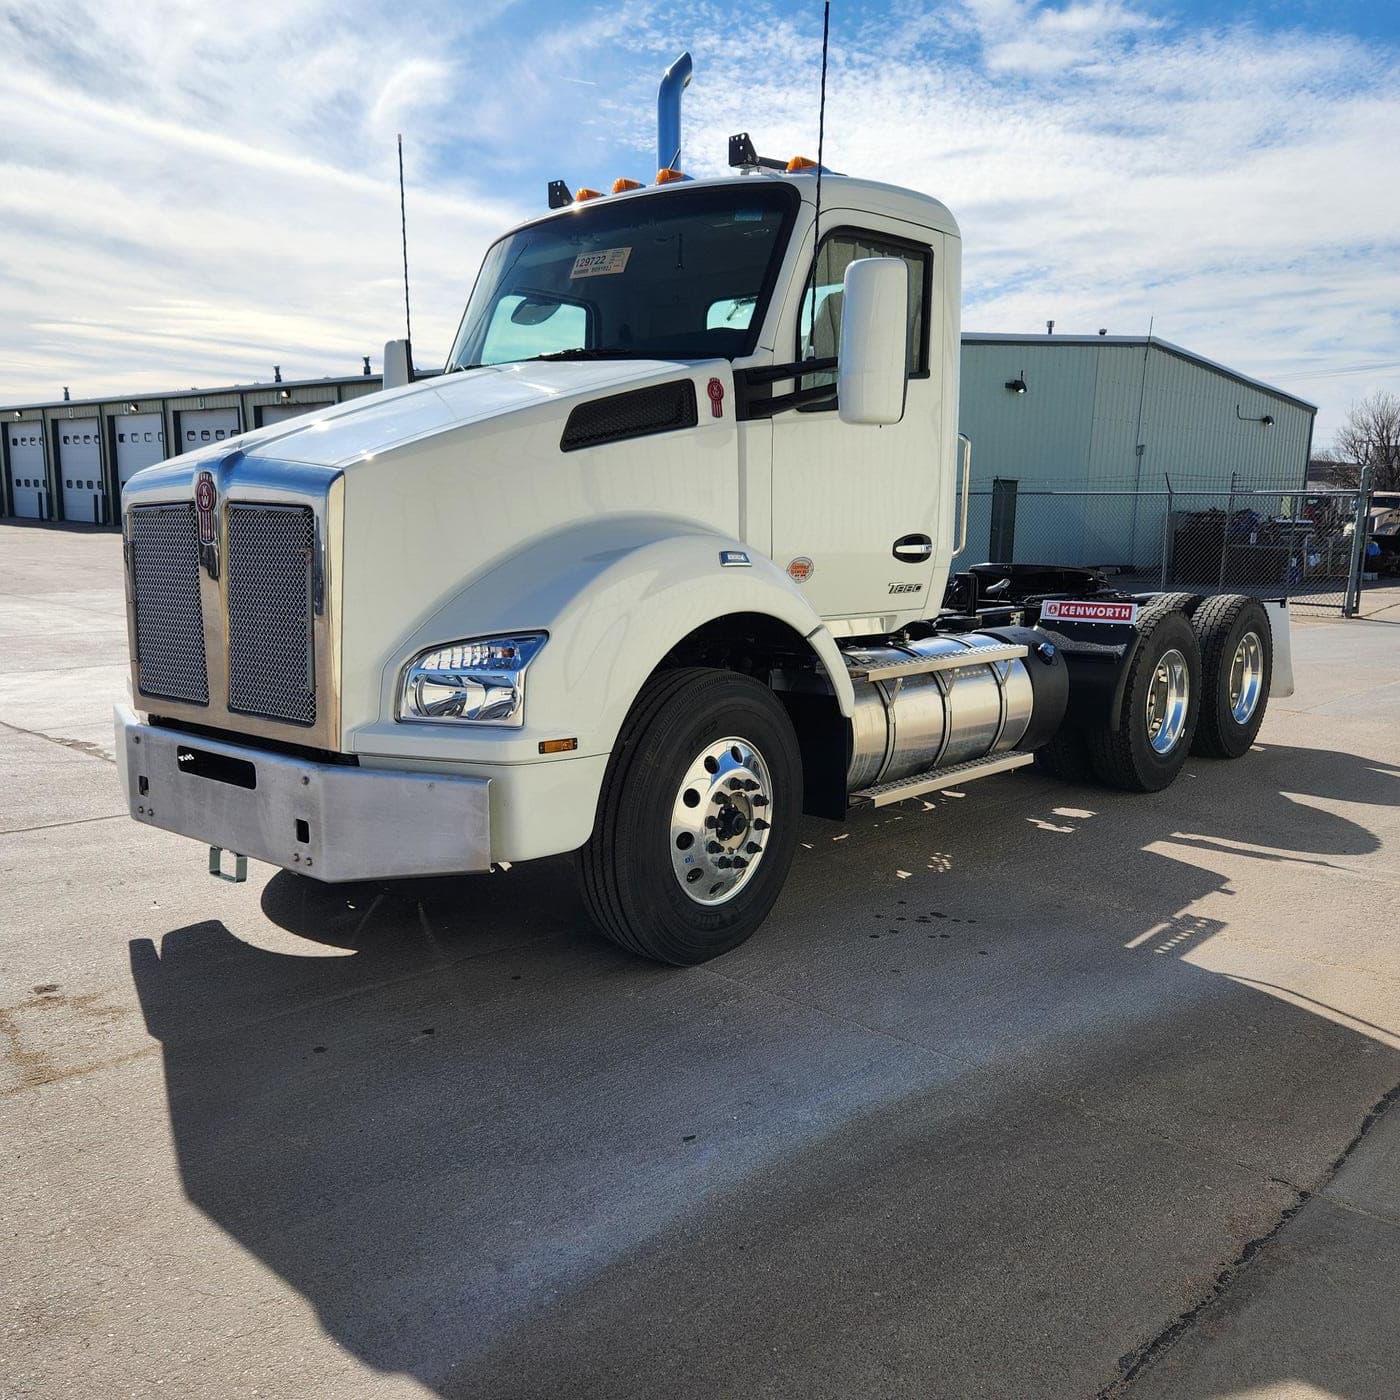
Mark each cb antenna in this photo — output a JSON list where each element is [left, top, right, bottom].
[[398, 133, 413, 350], [815, 1, 830, 241], [804, 2, 831, 366]]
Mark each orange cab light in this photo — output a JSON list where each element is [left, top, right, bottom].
[[611, 177, 643, 193], [538, 737, 579, 755], [786, 155, 818, 172], [655, 167, 685, 184], [574, 187, 603, 202]]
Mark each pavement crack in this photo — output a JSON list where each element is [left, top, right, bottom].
[[1101, 1078, 1400, 1397], [0, 718, 113, 763]]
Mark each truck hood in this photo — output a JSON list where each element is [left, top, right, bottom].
[[149, 360, 694, 477]]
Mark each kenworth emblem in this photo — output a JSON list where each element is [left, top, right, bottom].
[[707, 377, 725, 418], [195, 471, 219, 579]]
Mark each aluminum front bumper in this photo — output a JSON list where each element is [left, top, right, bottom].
[[115, 705, 491, 882]]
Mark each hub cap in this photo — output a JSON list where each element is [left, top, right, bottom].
[[1229, 631, 1264, 724], [669, 737, 774, 905], [1146, 648, 1190, 755]]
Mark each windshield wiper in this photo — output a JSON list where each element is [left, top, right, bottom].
[[526, 348, 663, 362]]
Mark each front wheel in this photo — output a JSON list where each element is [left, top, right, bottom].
[[579, 667, 802, 965]]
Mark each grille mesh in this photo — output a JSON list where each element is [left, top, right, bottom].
[[130, 506, 208, 705], [559, 380, 698, 452], [226, 505, 317, 726]]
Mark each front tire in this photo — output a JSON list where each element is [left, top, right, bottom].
[[579, 667, 802, 965]]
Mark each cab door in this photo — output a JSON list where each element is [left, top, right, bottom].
[[769, 225, 942, 622]]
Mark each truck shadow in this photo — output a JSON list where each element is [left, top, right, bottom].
[[129, 741, 1400, 1398]]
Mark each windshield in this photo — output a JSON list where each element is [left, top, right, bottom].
[[447, 183, 799, 369]]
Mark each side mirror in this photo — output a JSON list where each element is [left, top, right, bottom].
[[383, 338, 415, 390], [837, 257, 909, 426]]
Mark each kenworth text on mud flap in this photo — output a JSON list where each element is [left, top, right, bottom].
[[114, 52, 1295, 965]]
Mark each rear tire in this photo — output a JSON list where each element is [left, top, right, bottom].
[[1086, 608, 1201, 792], [1143, 591, 1202, 618], [1190, 594, 1272, 758], [579, 667, 802, 966]]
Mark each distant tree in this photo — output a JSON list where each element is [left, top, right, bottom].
[[1329, 391, 1400, 492]]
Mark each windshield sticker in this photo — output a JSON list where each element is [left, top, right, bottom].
[[570, 247, 632, 279]]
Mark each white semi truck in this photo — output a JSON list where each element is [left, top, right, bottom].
[[115, 57, 1293, 964]]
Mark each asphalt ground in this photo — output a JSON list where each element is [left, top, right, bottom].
[[3, 519, 1399, 1400]]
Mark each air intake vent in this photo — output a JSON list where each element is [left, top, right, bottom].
[[130, 505, 208, 705], [226, 504, 317, 726], [560, 380, 698, 453]]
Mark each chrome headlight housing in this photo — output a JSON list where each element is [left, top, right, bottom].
[[398, 633, 547, 727]]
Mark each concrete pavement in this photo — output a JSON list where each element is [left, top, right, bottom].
[[3, 519, 1399, 1399]]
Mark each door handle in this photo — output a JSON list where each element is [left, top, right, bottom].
[[892, 533, 933, 563], [954, 433, 972, 557]]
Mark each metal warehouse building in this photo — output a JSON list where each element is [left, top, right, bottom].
[[1, 371, 383, 524], [958, 333, 1316, 573]]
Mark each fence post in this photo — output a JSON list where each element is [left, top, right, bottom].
[[1158, 478, 1173, 589], [1343, 466, 1373, 617], [1217, 471, 1236, 592]]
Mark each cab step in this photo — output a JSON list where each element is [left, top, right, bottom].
[[846, 641, 1028, 683], [851, 750, 1035, 807]]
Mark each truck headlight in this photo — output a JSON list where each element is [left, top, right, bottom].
[[398, 633, 547, 726]]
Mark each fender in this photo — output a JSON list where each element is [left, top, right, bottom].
[[349, 513, 854, 767]]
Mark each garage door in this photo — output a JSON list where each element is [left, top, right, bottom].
[[115, 413, 167, 488], [57, 419, 105, 524], [5, 423, 48, 519], [257, 402, 322, 427], [176, 408, 241, 455]]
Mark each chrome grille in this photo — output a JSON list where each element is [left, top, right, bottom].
[[130, 506, 208, 705], [226, 504, 317, 726]]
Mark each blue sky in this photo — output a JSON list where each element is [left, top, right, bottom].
[[1, 0, 1396, 444]]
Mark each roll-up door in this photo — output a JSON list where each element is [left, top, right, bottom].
[[6, 424, 48, 519], [115, 413, 167, 487], [257, 402, 321, 426], [57, 419, 105, 523], [176, 407, 241, 455]]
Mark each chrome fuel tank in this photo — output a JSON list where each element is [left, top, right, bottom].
[[846, 633, 1037, 791]]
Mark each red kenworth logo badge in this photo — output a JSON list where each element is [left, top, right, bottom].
[[707, 377, 724, 418], [195, 472, 217, 545]]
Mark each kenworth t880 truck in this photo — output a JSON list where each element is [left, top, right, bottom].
[[115, 59, 1293, 965]]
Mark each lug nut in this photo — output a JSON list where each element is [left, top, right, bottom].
[[745, 842, 761, 854], [753, 818, 770, 830], [704, 815, 718, 829], [752, 795, 769, 808], [727, 777, 744, 791], [732, 857, 748, 870], [706, 841, 722, 854], [744, 780, 759, 792], [716, 856, 733, 869]]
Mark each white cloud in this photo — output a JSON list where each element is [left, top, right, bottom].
[[669, 2, 1400, 442], [0, 0, 1396, 445]]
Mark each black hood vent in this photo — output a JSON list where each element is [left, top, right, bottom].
[[560, 380, 698, 452]]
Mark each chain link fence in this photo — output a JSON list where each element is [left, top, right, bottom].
[[961, 477, 1396, 616]]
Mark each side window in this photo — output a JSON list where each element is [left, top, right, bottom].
[[480, 293, 587, 365], [797, 231, 930, 390]]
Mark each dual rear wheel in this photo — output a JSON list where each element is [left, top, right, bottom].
[[1037, 593, 1272, 791]]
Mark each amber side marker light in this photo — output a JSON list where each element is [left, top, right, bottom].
[[786, 155, 818, 171], [574, 187, 603, 202], [611, 177, 643, 193], [655, 167, 686, 184], [539, 737, 579, 755]]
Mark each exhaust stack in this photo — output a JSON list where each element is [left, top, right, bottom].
[[657, 51, 693, 172]]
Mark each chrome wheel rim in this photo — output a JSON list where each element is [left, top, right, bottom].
[[1146, 648, 1190, 755], [1229, 631, 1264, 724], [669, 736, 773, 906]]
